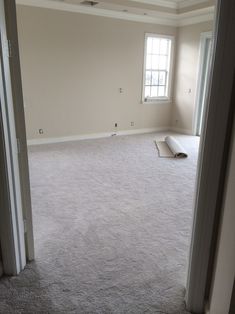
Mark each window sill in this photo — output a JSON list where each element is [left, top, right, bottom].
[[142, 98, 172, 105]]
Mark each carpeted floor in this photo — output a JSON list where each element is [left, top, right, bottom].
[[0, 132, 199, 314]]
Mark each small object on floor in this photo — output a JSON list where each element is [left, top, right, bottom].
[[155, 136, 188, 158]]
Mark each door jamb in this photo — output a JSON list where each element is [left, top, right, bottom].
[[186, 0, 235, 312], [4, 0, 35, 261], [0, 0, 26, 275], [193, 31, 212, 136]]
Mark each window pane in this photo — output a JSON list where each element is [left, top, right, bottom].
[[147, 37, 153, 54], [159, 71, 166, 85], [146, 55, 151, 69], [159, 56, 167, 70], [158, 86, 165, 97], [152, 38, 160, 54], [152, 71, 159, 85], [151, 55, 158, 69], [144, 36, 172, 100], [145, 71, 151, 85], [145, 86, 151, 98], [160, 39, 168, 55], [151, 86, 158, 97]]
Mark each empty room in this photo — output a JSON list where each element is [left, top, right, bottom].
[[2, 0, 229, 313]]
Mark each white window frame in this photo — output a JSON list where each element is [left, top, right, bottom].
[[142, 33, 175, 104]]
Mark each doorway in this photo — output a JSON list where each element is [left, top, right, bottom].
[[2, 1, 235, 312]]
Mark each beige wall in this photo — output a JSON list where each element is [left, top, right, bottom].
[[16, 5, 177, 140], [171, 21, 213, 133]]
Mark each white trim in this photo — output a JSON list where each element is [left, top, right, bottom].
[[142, 33, 175, 104], [16, 0, 215, 27], [16, 0, 176, 26], [129, 0, 177, 9], [178, 7, 215, 27], [193, 31, 212, 136], [169, 127, 193, 135], [112, 0, 210, 10], [142, 99, 172, 104], [178, 0, 210, 9], [0, 0, 26, 275], [27, 127, 170, 146], [178, 12, 214, 27]]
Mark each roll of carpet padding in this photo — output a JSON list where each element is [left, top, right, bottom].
[[155, 136, 188, 158]]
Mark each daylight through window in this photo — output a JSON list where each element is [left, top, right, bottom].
[[143, 34, 173, 102]]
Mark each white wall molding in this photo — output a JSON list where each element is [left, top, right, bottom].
[[27, 127, 170, 146], [16, 0, 215, 27], [178, 0, 210, 9], [16, 0, 176, 26], [129, 0, 177, 9], [169, 127, 193, 135], [124, 0, 210, 10], [178, 6, 215, 26], [178, 12, 214, 27]]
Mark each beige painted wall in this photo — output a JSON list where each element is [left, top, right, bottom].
[[16, 5, 177, 140], [171, 21, 213, 133]]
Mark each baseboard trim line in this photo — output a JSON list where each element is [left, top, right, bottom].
[[27, 127, 170, 146], [169, 127, 193, 135]]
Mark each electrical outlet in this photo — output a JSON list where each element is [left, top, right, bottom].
[[115, 123, 118, 128], [39, 128, 44, 134], [131, 122, 134, 126]]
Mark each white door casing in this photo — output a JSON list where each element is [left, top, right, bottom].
[[0, 0, 26, 275], [193, 31, 212, 136]]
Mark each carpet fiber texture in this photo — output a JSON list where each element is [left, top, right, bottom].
[[0, 132, 199, 314]]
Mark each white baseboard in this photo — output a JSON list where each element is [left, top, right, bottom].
[[27, 127, 170, 146], [169, 127, 193, 135]]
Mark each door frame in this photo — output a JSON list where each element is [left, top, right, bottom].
[[186, 0, 235, 312], [0, 0, 26, 275], [1, 0, 235, 312], [193, 31, 212, 136], [4, 0, 35, 262]]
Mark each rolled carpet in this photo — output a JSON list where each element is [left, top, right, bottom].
[[155, 136, 188, 158]]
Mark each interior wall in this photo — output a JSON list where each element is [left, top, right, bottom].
[[171, 21, 213, 134], [16, 5, 177, 141]]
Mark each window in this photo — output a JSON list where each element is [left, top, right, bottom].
[[143, 34, 174, 102]]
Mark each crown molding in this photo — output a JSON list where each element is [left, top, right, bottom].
[[16, 0, 215, 27], [16, 0, 176, 26], [130, 0, 210, 10], [129, 0, 177, 9], [178, 6, 214, 26], [178, 0, 210, 9]]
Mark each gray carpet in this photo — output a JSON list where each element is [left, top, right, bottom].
[[0, 132, 199, 314]]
